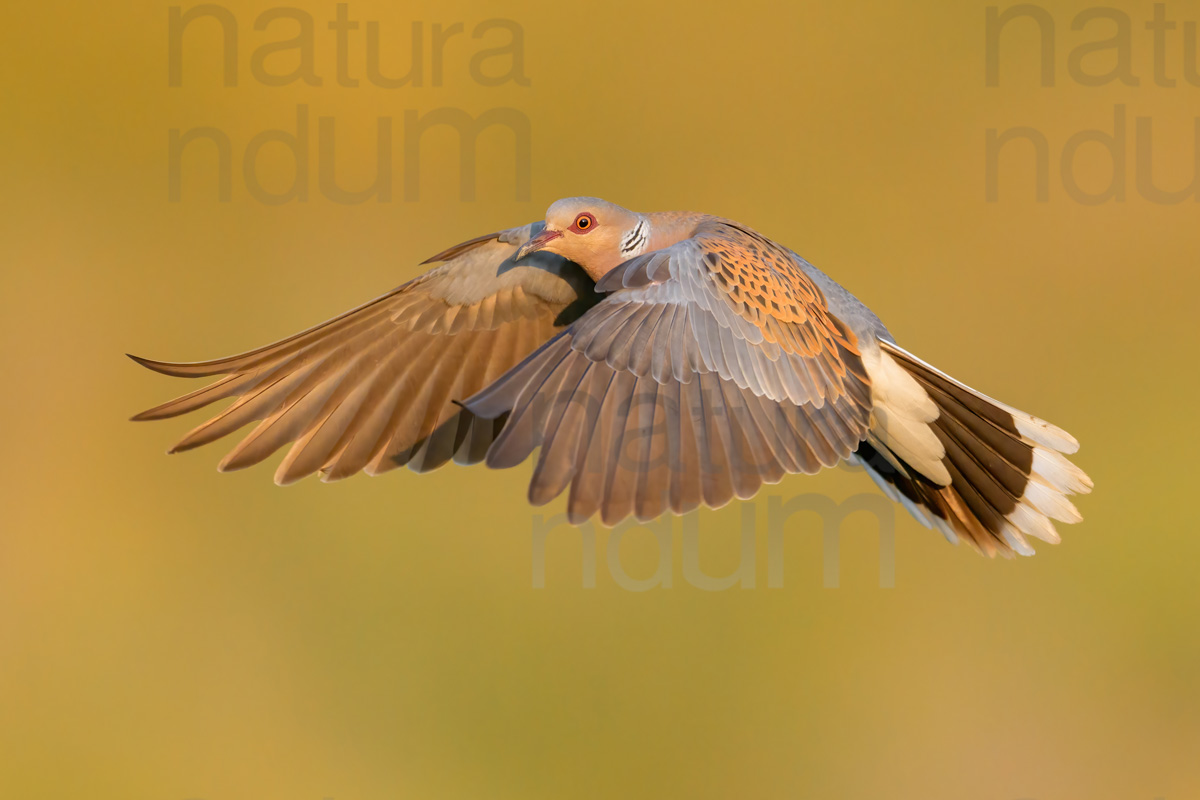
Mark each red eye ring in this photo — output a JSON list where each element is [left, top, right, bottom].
[[571, 213, 596, 233]]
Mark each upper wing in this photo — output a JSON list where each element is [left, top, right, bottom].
[[130, 222, 599, 483], [464, 218, 874, 524]]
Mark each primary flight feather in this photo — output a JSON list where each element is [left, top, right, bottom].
[[130, 197, 1092, 557]]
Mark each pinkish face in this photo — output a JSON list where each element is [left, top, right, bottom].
[[516, 197, 640, 280]]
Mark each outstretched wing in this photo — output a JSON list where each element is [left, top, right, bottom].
[[464, 218, 874, 524], [130, 222, 599, 484]]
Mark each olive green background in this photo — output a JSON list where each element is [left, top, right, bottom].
[[2, 1, 1197, 798]]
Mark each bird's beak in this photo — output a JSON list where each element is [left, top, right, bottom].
[[515, 227, 563, 260]]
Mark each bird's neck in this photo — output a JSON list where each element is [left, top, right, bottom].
[[645, 211, 708, 250], [583, 212, 709, 283]]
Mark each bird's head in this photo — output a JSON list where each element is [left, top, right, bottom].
[[516, 197, 647, 280]]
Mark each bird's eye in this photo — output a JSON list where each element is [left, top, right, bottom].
[[572, 213, 596, 232]]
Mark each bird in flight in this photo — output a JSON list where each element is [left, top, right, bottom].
[[131, 198, 1091, 557]]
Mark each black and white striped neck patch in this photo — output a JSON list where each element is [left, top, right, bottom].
[[620, 219, 649, 257]]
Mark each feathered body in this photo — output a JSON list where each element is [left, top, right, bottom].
[[131, 198, 1091, 557]]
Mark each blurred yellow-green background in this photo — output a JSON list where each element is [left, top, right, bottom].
[[2, 0, 1197, 797]]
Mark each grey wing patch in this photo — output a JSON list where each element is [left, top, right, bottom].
[[596, 239, 867, 409], [791, 253, 893, 344], [462, 254, 875, 524], [499, 221, 539, 246]]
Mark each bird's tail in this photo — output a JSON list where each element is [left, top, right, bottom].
[[854, 340, 1092, 557]]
